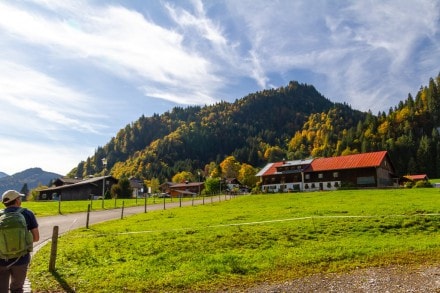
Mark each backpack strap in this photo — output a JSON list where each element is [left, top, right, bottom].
[[3, 207, 24, 214]]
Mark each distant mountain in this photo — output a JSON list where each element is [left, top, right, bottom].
[[0, 172, 8, 179], [0, 168, 61, 195]]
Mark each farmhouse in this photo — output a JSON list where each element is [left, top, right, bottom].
[[167, 182, 204, 198], [39, 175, 118, 200], [256, 151, 397, 192]]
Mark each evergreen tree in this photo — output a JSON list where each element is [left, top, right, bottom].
[[416, 135, 432, 176]]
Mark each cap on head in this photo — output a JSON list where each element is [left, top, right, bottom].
[[2, 190, 23, 204]]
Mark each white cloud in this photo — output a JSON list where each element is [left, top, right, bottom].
[[0, 60, 106, 138], [0, 1, 222, 105]]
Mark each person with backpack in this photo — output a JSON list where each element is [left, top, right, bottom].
[[0, 190, 39, 293]]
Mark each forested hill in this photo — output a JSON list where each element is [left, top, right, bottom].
[[68, 74, 440, 182]]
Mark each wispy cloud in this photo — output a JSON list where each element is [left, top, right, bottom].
[[0, 1, 222, 105], [0, 61, 105, 137]]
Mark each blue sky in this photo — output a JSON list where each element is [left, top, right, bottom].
[[0, 0, 439, 176]]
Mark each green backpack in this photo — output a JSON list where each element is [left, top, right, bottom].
[[0, 208, 33, 260]]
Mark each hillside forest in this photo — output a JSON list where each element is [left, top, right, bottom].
[[68, 73, 440, 189]]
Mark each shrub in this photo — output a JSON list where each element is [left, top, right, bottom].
[[414, 180, 433, 188]]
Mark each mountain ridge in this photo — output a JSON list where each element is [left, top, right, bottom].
[[68, 81, 366, 181], [0, 168, 62, 195]]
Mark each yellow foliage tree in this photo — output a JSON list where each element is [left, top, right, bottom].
[[172, 171, 193, 183], [238, 163, 258, 188], [220, 156, 241, 178]]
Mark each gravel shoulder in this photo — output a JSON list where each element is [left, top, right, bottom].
[[243, 264, 440, 292]]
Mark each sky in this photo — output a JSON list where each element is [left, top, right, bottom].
[[0, 0, 439, 176]]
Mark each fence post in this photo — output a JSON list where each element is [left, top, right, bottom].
[[144, 196, 147, 213], [58, 196, 61, 214], [86, 204, 91, 229], [121, 201, 125, 219], [163, 196, 166, 210], [48, 226, 59, 272]]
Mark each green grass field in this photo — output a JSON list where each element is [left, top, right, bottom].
[[21, 196, 186, 217], [28, 188, 440, 292]]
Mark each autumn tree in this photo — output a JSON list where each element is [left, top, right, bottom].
[[263, 146, 285, 162], [172, 171, 194, 183], [220, 156, 240, 178], [238, 163, 258, 188]]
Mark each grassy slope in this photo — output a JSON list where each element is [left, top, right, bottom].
[[29, 188, 440, 292]]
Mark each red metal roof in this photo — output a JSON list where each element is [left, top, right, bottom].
[[307, 151, 388, 172], [403, 174, 428, 181]]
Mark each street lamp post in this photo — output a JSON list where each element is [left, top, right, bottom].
[[102, 158, 107, 209], [198, 171, 201, 195]]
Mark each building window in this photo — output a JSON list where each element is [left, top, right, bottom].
[[357, 176, 375, 185], [333, 172, 339, 178], [318, 173, 323, 179], [305, 174, 310, 180]]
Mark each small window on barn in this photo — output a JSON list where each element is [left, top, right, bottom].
[[333, 172, 339, 178], [305, 174, 310, 180], [318, 173, 323, 179]]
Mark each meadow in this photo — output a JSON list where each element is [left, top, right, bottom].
[[28, 188, 440, 292], [22, 196, 183, 217]]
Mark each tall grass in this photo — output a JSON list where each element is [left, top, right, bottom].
[[29, 188, 440, 292]]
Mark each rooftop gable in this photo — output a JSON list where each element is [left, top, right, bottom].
[[403, 174, 428, 181]]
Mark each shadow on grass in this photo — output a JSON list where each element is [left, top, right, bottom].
[[51, 270, 75, 293]]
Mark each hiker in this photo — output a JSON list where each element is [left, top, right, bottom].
[[0, 190, 39, 293]]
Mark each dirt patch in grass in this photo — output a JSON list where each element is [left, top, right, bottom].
[[240, 264, 440, 292]]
